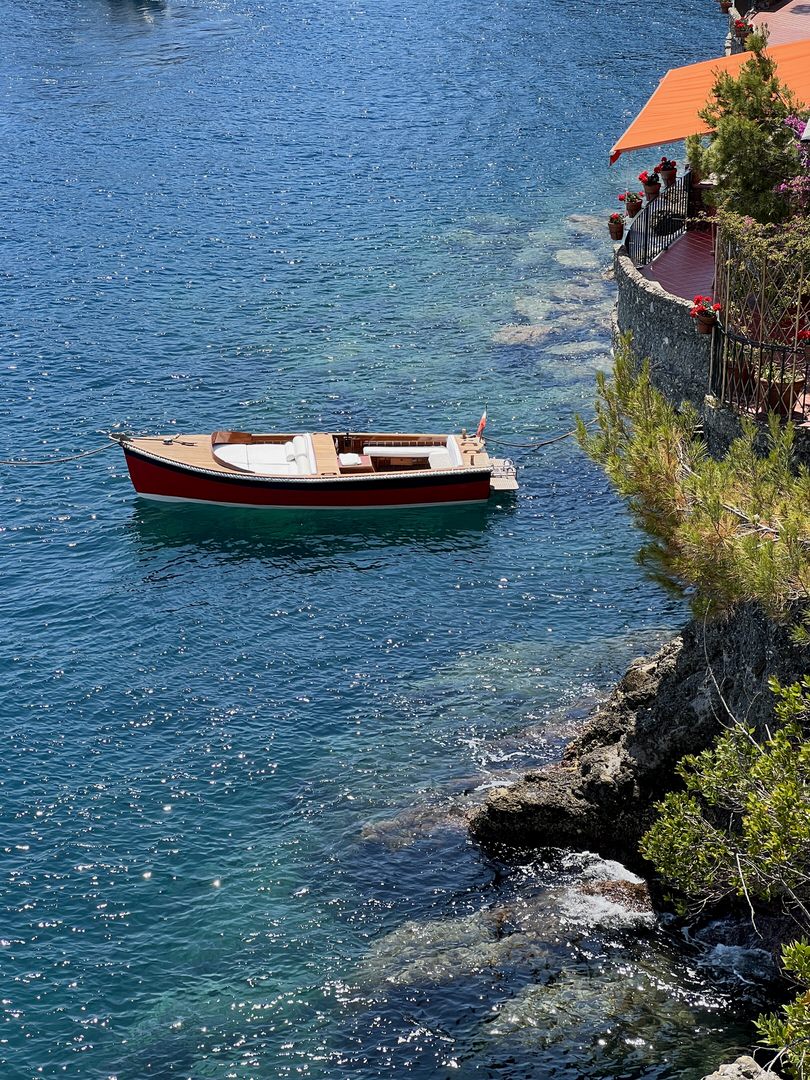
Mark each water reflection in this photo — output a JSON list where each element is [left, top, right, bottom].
[[124, 498, 502, 563], [103, 0, 166, 23]]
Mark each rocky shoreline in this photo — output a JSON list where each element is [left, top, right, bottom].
[[470, 603, 807, 868], [469, 603, 809, 1078]]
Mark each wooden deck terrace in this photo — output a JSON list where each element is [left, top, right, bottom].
[[639, 230, 715, 301]]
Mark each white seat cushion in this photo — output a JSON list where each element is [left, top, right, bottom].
[[428, 451, 452, 470]]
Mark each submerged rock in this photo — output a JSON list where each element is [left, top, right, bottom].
[[360, 799, 472, 850], [564, 213, 607, 238], [553, 248, 601, 271], [546, 340, 610, 358], [577, 878, 653, 913], [491, 324, 556, 346]]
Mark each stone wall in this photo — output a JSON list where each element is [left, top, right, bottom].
[[613, 245, 712, 409]]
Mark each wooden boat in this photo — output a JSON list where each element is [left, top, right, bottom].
[[111, 429, 518, 509]]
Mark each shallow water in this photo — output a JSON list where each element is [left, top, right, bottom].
[[1, 1, 753, 1077]]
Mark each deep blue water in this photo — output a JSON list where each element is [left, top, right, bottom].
[[1, 2, 756, 1077]]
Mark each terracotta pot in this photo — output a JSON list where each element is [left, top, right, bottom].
[[626, 201, 642, 218], [695, 311, 716, 335], [760, 376, 806, 417], [660, 167, 677, 188], [719, 0, 731, 11], [608, 220, 624, 241], [643, 181, 661, 200]]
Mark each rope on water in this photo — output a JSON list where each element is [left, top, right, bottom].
[[0, 442, 117, 467], [486, 417, 598, 452]]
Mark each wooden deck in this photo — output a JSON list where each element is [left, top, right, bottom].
[[124, 432, 490, 476], [639, 230, 715, 300], [751, 1, 810, 46]]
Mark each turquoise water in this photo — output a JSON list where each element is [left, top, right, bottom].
[[1, 2, 758, 1077]]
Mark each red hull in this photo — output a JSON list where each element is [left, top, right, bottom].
[[123, 447, 492, 509]]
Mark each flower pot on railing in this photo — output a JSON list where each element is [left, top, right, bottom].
[[608, 217, 624, 242], [719, 0, 731, 11], [618, 190, 644, 219], [638, 170, 661, 201], [657, 157, 677, 189], [690, 296, 722, 335]]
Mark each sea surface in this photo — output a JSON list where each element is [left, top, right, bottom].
[[1, 2, 763, 1077]]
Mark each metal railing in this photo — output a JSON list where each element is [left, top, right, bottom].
[[625, 168, 694, 268], [711, 325, 810, 422]]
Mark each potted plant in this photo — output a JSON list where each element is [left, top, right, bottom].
[[608, 212, 625, 241], [734, 18, 753, 38], [618, 190, 644, 218], [690, 294, 722, 334], [639, 169, 661, 200], [658, 156, 677, 187], [758, 365, 807, 417], [719, 0, 731, 12], [684, 134, 705, 186]]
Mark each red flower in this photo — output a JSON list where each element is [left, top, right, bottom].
[[712, 303, 722, 312], [638, 170, 649, 184]]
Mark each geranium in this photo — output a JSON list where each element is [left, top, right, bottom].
[[639, 169, 660, 185], [609, 212, 624, 223], [689, 294, 722, 318], [734, 18, 753, 34], [659, 156, 677, 172], [618, 190, 643, 205]]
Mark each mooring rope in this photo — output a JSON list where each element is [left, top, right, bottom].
[[0, 442, 116, 467], [1, 419, 600, 466], [485, 417, 598, 452]]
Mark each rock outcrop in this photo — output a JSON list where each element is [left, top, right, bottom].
[[701, 1056, 780, 1080], [470, 604, 808, 864]]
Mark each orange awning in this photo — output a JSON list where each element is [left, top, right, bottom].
[[610, 39, 810, 164]]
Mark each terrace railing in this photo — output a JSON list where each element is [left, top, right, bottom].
[[711, 325, 810, 423], [625, 168, 694, 268], [713, 221, 810, 422]]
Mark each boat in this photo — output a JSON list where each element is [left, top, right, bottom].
[[111, 428, 518, 509]]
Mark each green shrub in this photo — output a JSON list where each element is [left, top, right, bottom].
[[640, 677, 810, 912], [699, 33, 803, 222], [757, 940, 810, 1079], [576, 335, 810, 624]]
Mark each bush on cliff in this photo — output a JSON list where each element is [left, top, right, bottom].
[[640, 678, 810, 1079], [757, 940, 810, 1079], [639, 677, 810, 917], [576, 335, 810, 627]]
